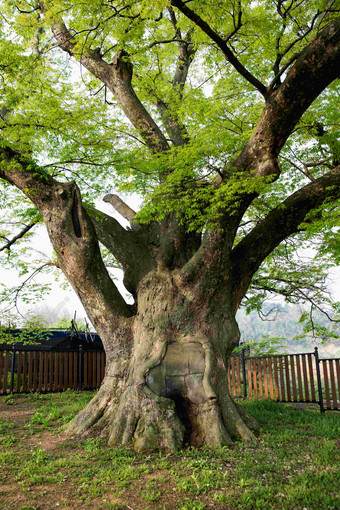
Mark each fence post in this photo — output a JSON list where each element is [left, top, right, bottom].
[[241, 348, 247, 399], [314, 347, 324, 413], [10, 343, 16, 394], [78, 345, 84, 391]]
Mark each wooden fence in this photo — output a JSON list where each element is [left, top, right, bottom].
[[228, 348, 339, 412], [0, 344, 339, 412], [0, 346, 105, 394]]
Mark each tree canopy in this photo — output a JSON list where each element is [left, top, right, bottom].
[[1, 0, 340, 324]]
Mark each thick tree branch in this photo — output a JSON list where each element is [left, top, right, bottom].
[[171, 31, 196, 95], [171, 0, 268, 98], [230, 164, 340, 308], [87, 207, 156, 295], [168, 5, 196, 91], [0, 147, 135, 358], [103, 193, 137, 225], [155, 98, 190, 146], [149, 9, 194, 146], [48, 16, 170, 154], [227, 17, 340, 183]]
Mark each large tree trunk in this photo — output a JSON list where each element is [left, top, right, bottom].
[[67, 265, 258, 452]]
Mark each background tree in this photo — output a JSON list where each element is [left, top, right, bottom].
[[0, 0, 340, 451]]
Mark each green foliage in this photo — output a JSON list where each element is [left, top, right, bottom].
[[50, 317, 87, 331], [234, 335, 286, 356], [0, 0, 338, 205], [237, 303, 340, 355]]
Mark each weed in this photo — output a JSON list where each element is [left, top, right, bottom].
[[4, 394, 15, 405], [180, 498, 206, 509], [30, 446, 51, 464], [29, 412, 50, 426], [0, 419, 15, 434], [0, 434, 17, 447], [141, 489, 162, 502]]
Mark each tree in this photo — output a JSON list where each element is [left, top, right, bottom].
[[0, 0, 340, 451]]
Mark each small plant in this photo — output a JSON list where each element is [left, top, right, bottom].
[[4, 394, 15, 405], [0, 434, 17, 447], [234, 336, 286, 356], [29, 412, 50, 426], [30, 446, 51, 464], [141, 488, 162, 502], [180, 499, 206, 510]]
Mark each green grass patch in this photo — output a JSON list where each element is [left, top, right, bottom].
[[0, 392, 339, 509]]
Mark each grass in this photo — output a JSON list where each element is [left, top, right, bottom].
[[0, 391, 339, 509]]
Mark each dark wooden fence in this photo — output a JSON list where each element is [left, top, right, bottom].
[[0, 344, 339, 412], [0, 345, 105, 394]]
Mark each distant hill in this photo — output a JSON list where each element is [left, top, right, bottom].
[[237, 304, 340, 358]]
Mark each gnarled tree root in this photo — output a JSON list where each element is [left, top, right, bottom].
[[220, 395, 259, 441], [107, 385, 185, 452], [66, 376, 119, 436], [67, 379, 259, 451]]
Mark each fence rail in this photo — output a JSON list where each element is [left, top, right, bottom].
[[0, 344, 339, 412]]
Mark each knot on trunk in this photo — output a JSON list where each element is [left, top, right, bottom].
[[254, 154, 281, 178], [113, 50, 133, 83]]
